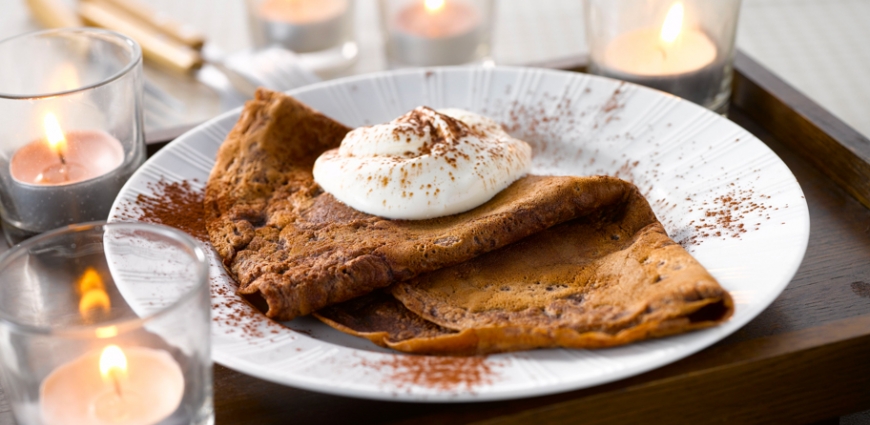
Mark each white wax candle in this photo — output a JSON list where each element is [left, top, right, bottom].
[[390, 0, 482, 66], [602, 28, 716, 76], [40, 346, 184, 425], [10, 129, 124, 186], [257, 0, 350, 53], [1, 113, 128, 235], [594, 2, 722, 105]]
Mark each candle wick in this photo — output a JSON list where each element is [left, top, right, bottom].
[[57, 152, 70, 182], [110, 370, 123, 398], [658, 46, 668, 60]]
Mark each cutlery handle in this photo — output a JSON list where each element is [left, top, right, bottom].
[[93, 0, 205, 50], [25, 0, 83, 28], [79, 0, 203, 74]]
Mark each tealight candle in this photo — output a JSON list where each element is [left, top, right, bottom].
[[256, 0, 351, 53], [386, 0, 489, 66], [40, 345, 184, 425], [594, 3, 722, 105], [586, 0, 742, 112], [10, 114, 124, 185], [602, 4, 716, 77], [2, 113, 127, 238], [0, 222, 212, 425], [0, 28, 146, 243]]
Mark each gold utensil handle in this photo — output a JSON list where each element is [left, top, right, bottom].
[[79, 0, 203, 74], [25, 0, 83, 28], [93, 0, 205, 49]]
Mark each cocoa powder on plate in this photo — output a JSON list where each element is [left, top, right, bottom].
[[360, 355, 499, 390], [118, 178, 311, 340], [117, 179, 208, 242]]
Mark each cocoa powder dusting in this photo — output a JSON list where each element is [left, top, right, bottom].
[[211, 280, 286, 340], [117, 179, 208, 242], [678, 188, 773, 247], [117, 178, 288, 341], [360, 355, 499, 390], [598, 158, 778, 250], [489, 82, 785, 251]]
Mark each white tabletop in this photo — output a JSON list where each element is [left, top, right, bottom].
[[737, 0, 870, 140]]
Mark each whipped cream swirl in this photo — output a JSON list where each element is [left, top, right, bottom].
[[313, 107, 532, 220]]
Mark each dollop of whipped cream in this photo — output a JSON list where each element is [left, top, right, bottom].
[[313, 107, 532, 220]]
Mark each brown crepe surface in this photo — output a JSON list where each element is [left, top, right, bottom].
[[206, 89, 646, 320], [316, 179, 734, 355]]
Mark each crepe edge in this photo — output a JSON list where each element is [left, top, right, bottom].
[[315, 292, 733, 355]]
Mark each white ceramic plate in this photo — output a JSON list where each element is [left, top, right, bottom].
[[109, 67, 809, 402]]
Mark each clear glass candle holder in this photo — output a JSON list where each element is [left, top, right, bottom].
[[247, 0, 359, 77], [0, 222, 212, 425], [585, 0, 742, 113], [0, 28, 147, 244], [380, 0, 494, 67]]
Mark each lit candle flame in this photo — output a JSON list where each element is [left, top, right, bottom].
[[424, 0, 445, 13], [100, 345, 128, 379], [77, 267, 111, 322], [100, 345, 128, 397], [43, 113, 67, 155], [77, 267, 104, 294], [660, 2, 684, 44]]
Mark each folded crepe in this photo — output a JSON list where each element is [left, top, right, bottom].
[[206, 89, 649, 320], [316, 184, 734, 355]]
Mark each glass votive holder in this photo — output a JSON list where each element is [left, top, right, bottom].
[[0, 28, 147, 244], [246, 0, 359, 77], [585, 0, 742, 113], [0, 222, 212, 425], [380, 0, 494, 68]]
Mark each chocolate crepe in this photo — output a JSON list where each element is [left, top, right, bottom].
[[316, 184, 733, 354], [206, 89, 649, 320]]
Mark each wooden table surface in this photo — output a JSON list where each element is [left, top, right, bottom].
[[1, 55, 869, 424]]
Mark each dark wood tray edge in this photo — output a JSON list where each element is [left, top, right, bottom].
[[462, 315, 870, 425], [731, 51, 870, 210]]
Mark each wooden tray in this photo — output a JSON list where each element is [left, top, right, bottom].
[[2, 51, 869, 424]]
